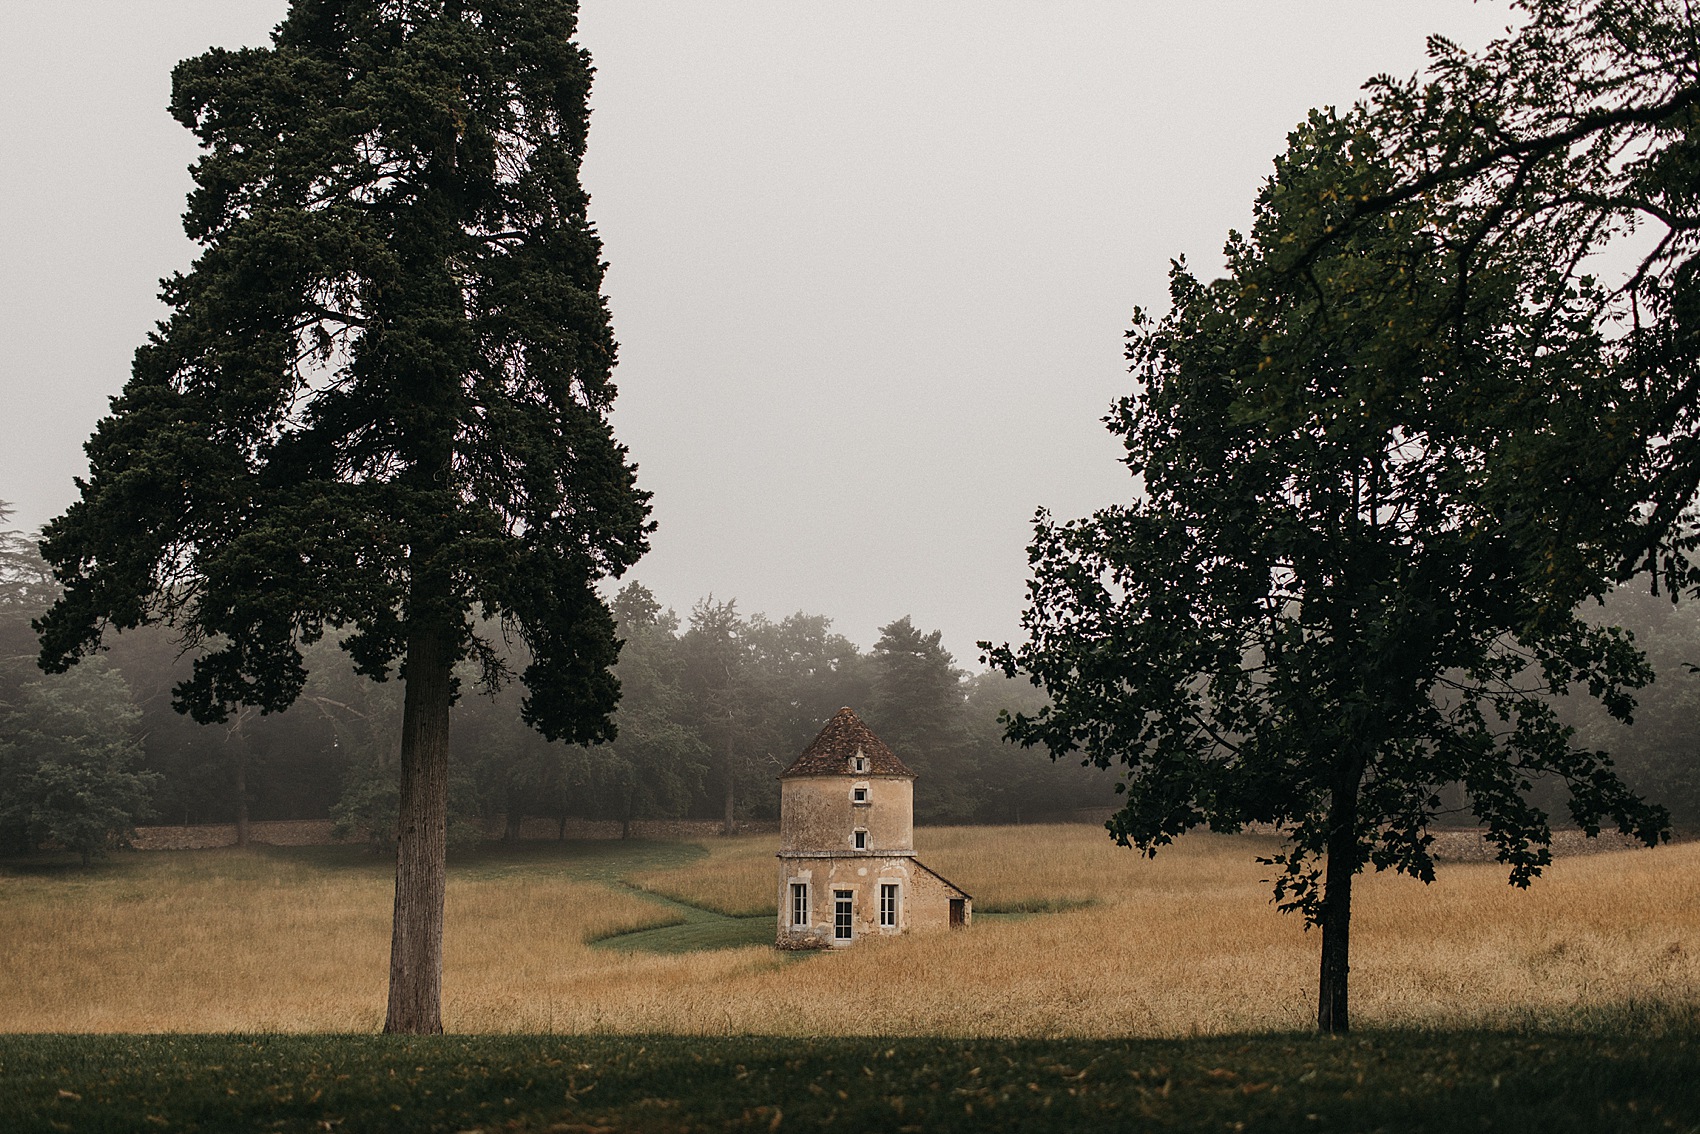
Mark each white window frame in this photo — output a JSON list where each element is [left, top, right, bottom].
[[879, 882, 899, 928], [852, 785, 868, 804], [833, 890, 854, 941], [853, 828, 867, 850], [790, 882, 809, 928]]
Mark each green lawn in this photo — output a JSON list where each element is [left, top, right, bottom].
[[593, 912, 777, 954], [2, 1029, 1696, 1133]]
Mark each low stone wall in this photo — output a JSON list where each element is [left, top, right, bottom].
[[513, 817, 779, 841], [1241, 822, 1652, 861], [131, 816, 779, 850], [1427, 827, 1648, 862], [131, 820, 357, 850]]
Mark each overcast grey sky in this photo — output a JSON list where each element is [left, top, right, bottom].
[[0, 1, 1518, 663]]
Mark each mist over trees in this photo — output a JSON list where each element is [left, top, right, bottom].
[[4, 523, 1116, 849], [6, 494, 1699, 853], [2, 503, 156, 862]]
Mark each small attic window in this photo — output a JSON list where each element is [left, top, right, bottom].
[[853, 755, 866, 773]]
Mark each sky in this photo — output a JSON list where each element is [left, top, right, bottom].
[[0, 1, 1521, 665]]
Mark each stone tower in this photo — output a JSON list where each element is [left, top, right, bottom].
[[775, 706, 971, 948]]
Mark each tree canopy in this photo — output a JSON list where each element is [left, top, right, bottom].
[[1326, 0, 1700, 581]]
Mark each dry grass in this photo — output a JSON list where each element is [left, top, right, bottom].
[[2, 827, 1696, 1037], [0, 847, 675, 1033], [626, 842, 776, 916]]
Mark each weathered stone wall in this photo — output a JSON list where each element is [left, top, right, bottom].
[[906, 862, 970, 930], [774, 853, 965, 949], [778, 775, 913, 855]]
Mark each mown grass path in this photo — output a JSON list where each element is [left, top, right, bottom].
[[2, 1030, 1697, 1133], [591, 881, 777, 955], [383, 837, 779, 953], [504, 838, 778, 954]]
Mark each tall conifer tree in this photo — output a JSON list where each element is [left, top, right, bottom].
[[35, 0, 650, 1033]]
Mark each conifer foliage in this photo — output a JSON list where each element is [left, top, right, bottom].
[[35, 0, 650, 1033]]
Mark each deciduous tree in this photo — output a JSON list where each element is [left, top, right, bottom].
[[988, 109, 1667, 1034], [0, 661, 157, 865], [869, 616, 977, 820], [599, 584, 707, 835], [680, 598, 766, 834], [34, 0, 649, 1033], [0, 503, 55, 618]]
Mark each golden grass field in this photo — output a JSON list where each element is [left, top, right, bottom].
[[1, 825, 1696, 1037]]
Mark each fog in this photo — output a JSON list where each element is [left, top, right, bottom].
[[0, 1, 1519, 659]]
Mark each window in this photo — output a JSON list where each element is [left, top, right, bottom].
[[853, 829, 867, 850], [852, 787, 868, 804], [879, 883, 898, 928], [853, 755, 866, 772], [790, 883, 809, 927], [834, 891, 854, 941]]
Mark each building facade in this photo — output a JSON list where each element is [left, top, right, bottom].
[[775, 707, 971, 949]]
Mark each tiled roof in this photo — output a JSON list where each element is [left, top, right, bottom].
[[779, 707, 915, 779]]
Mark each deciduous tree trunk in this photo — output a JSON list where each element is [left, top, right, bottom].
[[721, 734, 736, 836], [230, 714, 250, 849], [233, 753, 250, 848], [503, 789, 523, 844], [384, 625, 452, 1035], [1317, 771, 1362, 1035]]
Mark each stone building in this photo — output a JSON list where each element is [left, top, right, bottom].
[[775, 706, 971, 948]]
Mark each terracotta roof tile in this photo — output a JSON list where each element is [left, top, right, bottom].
[[779, 707, 915, 779]]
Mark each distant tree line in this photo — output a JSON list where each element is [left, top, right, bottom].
[[7, 495, 1700, 864], [3, 504, 1112, 856]]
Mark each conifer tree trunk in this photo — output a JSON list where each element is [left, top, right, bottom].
[[1316, 770, 1361, 1035], [385, 625, 452, 1035]]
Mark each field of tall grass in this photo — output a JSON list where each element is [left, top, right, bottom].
[[1, 826, 1695, 1037]]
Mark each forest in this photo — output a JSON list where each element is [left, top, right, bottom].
[[1, 501, 1111, 855], [5, 495, 1698, 858]]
